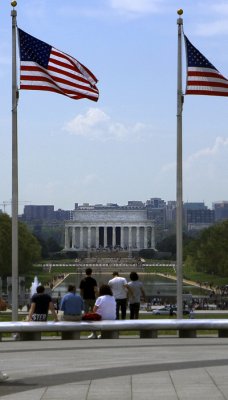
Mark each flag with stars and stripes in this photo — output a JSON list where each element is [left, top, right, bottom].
[[184, 35, 228, 96], [18, 28, 99, 102]]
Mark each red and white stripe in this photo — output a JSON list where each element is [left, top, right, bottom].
[[186, 67, 228, 96], [20, 48, 99, 101]]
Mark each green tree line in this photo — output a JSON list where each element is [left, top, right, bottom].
[[184, 220, 228, 276], [0, 213, 41, 278], [157, 220, 228, 277]]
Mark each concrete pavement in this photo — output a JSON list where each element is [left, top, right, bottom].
[[1, 336, 228, 399]]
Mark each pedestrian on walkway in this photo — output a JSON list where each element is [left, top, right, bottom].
[[28, 285, 58, 322], [60, 285, 84, 321], [128, 272, 146, 319], [79, 268, 98, 313], [108, 271, 129, 320]]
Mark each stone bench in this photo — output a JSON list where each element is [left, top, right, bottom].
[[1, 319, 228, 340]]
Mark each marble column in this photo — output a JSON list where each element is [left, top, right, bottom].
[[113, 226, 116, 247], [151, 225, 155, 249], [121, 226, 124, 248], [65, 227, 70, 249], [144, 226, 148, 249], [128, 226, 132, 249], [88, 226, 91, 249], [104, 226, 107, 248], [95, 226, 99, 248], [136, 226, 140, 249], [71, 227, 76, 248], [79, 226, 83, 249]]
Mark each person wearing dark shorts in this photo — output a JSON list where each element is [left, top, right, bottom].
[[79, 268, 98, 313], [28, 285, 58, 322]]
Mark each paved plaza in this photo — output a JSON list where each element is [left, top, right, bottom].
[[1, 336, 228, 399]]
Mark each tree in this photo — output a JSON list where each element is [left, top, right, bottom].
[[0, 214, 41, 277], [184, 221, 228, 277], [156, 234, 176, 256]]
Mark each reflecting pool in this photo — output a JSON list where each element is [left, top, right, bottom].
[[52, 272, 210, 302]]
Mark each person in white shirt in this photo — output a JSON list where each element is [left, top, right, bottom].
[[88, 284, 116, 339], [108, 271, 129, 319], [93, 284, 116, 320]]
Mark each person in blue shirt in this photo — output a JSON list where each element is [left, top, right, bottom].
[[60, 285, 84, 321]]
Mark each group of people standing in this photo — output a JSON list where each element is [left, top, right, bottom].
[[26, 268, 146, 332], [0, 270, 145, 381]]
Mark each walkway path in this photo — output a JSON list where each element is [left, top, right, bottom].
[[1, 337, 228, 399], [157, 273, 213, 292]]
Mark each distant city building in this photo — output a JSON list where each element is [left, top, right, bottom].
[[64, 202, 155, 252], [183, 202, 214, 231], [146, 198, 166, 208], [22, 205, 72, 222], [213, 201, 228, 222], [18, 198, 228, 242], [165, 201, 176, 223], [146, 197, 166, 228], [23, 205, 55, 221], [54, 209, 73, 221], [127, 201, 144, 208], [183, 202, 207, 210], [185, 209, 215, 231]]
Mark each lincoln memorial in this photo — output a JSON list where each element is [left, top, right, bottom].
[[64, 204, 155, 251]]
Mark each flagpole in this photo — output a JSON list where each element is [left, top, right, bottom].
[[11, 0, 19, 321], [176, 9, 183, 319]]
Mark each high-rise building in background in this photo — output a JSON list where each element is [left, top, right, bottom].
[[21, 205, 73, 222], [146, 198, 166, 228], [184, 203, 215, 231], [213, 201, 228, 222]]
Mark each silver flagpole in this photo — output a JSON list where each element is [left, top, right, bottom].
[[176, 9, 183, 319], [11, 1, 19, 321]]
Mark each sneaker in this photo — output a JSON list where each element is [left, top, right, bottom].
[[0, 372, 8, 382], [12, 333, 19, 340], [97, 334, 102, 339], [87, 333, 97, 339]]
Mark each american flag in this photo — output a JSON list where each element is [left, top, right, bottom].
[[184, 35, 228, 96], [18, 28, 99, 102]]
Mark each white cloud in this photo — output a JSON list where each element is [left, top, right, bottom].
[[183, 137, 228, 204], [161, 136, 228, 173], [159, 135, 228, 184], [64, 108, 152, 142], [194, 2, 228, 36], [109, 0, 163, 15], [185, 136, 228, 168], [157, 136, 228, 205], [56, 0, 164, 20], [210, 3, 228, 14], [82, 173, 103, 186], [196, 20, 228, 36]]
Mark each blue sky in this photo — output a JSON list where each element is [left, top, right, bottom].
[[1, 0, 228, 213]]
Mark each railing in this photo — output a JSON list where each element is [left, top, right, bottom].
[[1, 319, 228, 340], [35, 262, 176, 273]]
